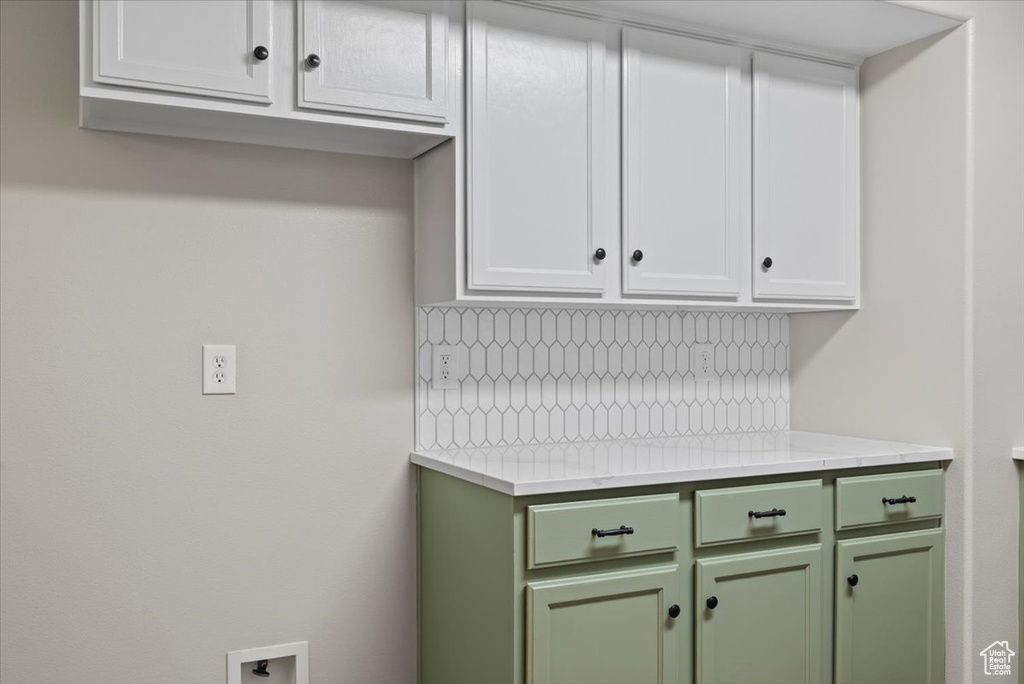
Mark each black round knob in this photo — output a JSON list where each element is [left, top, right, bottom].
[[706, 596, 719, 610], [306, 53, 321, 69], [632, 249, 644, 263], [594, 248, 607, 261], [253, 45, 269, 61], [762, 257, 773, 269], [847, 574, 859, 587], [668, 604, 681, 619]]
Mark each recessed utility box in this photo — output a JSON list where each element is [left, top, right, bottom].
[[227, 641, 309, 684]]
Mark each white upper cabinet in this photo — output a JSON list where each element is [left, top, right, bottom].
[[92, 0, 273, 103], [622, 28, 747, 298], [297, 1, 449, 123], [466, 2, 611, 294], [753, 52, 859, 301], [83, 1, 877, 309]]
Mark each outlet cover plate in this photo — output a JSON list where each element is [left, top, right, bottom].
[[203, 344, 236, 395], [431, 344, 458, 390], [693, 344, 715, 382]]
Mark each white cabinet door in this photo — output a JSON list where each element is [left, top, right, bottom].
[[93, 0, 272, 103], [622, 28, 746, 297], [297, 1, 448, 123], [467, 2, 610, 294], [753, 52, 858, 301]]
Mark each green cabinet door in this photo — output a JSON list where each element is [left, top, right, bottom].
[[835, 529, 944, 684], [696, 545, 823, 684], [527, 564, 681, 684]]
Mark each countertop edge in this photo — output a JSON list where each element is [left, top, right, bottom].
[[411, 451, 518, 495], [411, 441, 953, 497], [1014, 447, 1024, 461]]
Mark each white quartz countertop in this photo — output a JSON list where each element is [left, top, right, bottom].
[[1014, 447, 1024, 461], [411, 430, 953, 496]]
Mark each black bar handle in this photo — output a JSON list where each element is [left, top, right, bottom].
[[748, 508, 787, 519], [882, 495, 917, 505], [592, 525, 634, 538]]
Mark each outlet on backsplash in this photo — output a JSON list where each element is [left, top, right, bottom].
[[416, 307, 790, 450], [692, 344, 716, 382], [431, 345, 459, 390]]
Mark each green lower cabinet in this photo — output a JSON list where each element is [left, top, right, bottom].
[[834, 529, 944, 684], [419, 466, 946, 684], [527, 564, 681, 684], [696, 545, 824, 684]]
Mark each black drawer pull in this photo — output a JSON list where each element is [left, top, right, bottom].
[[748, 508, 787, 519], [882, 495, 917, 505], [592, 525, 634, 538]]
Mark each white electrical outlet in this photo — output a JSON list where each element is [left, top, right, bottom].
[[693, 344, 716, 382], [203, 344, 236, 395], [431, 345, 458, 390]]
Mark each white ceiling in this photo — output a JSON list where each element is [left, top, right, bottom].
[[546, 1, 962, 61]]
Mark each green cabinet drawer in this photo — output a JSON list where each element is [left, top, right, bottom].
[[694, 480, 823, 547], [835, 470, 944, 531], [527, 493, 679, 569]]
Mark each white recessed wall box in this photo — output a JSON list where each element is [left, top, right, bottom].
[[226, 641, 309, 684]]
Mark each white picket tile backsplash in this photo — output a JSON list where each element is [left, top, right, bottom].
[[415, 308, 789, 450]]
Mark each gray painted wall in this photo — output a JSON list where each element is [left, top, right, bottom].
[[2, 1, 1021, 683], [0, 1, 417, 682], [792, 2, 1024, 682]]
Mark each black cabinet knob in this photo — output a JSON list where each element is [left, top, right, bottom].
[[306, 53, 322, 69], [762, 257, 773, 269], [632, 249, 644, 263], [668, 604, 681, 619], [847, 574, 859, 587], [253, 45, 269, 61], [706, 596, 719, 610], [594, 248, 606, 261]]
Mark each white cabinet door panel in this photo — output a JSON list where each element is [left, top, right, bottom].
[[297, 0, 448, 123], [622, 28, 746, 297], [93, 0, 272, 103], [467, 2, 609, 293], [753, 52, 858, 301]]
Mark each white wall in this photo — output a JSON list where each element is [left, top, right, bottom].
[[3, 0, 1021, 682], [791, 2, 1024, 682], [0, 2, 418, 683], [953, 0, 1024, 668]]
